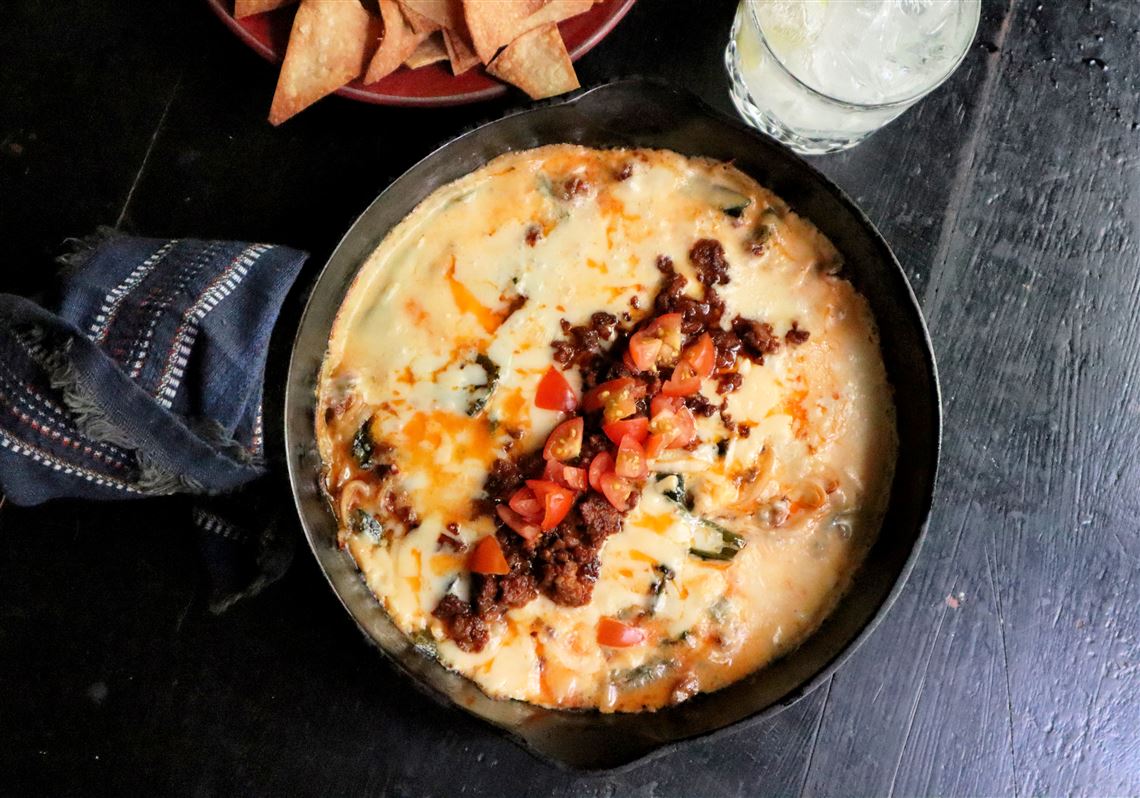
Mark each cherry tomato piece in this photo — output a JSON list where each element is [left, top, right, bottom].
[[542, 417, 584, 461], [627, 330, 664, 371], [645, 432, 671, 459], [597, 617, 646, 647], [615, 435, 649, 479], [644, 314, 684, 362], [651, 394, 684, 417], [496, 505, 541, 541], [508, 486, 543, 522], [599, 472, 635, 511], [682, 333, 716, 379], [468, 535, 510, 575], [543, 460, 588, 491], [662, 361, 701, 396], [583, 378, 647, 422], [588, 451, 615, 493], [602, 416, 649, 445], [526, 479, 577, 530], [535, 366, 578, 412]]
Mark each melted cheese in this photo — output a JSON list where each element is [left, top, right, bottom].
[[316, 146, 896, 712]]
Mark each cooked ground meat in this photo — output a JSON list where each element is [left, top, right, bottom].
[[525, 225, 541, 246], [557, 176, 589, 200], [433, 594, 489, 653], [684, 391, 719, 418], [689, 239, 731, 287], [653, 251, 727, 333], [551, 312, 618, 370], [579, 494, 623, 543], [578, 431, 611, 465], [616, 162, 634, 181], [484, 457, 522, 504], [732, 316, 781, 363], [786, 322, 810, 345], [531, 495, 626, 607], [709, 329, 743, 372], [535, 521, 600, 606], [716, 372, 743, 394]]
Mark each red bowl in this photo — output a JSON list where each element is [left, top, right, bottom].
[[205, 0, 638, 107]]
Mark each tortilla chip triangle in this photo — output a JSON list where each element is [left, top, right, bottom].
[[404, 32, 449, 68], [269, 0, 380, 125], [443, 26, 481, 75], [235, 0, 298, 19], [400, 0, 464, 31], [365, 0, 429, 83], [463, 0, 542, 64], [486, 23, 579, 100]]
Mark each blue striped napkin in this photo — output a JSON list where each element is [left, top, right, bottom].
[[0, 231, 307, 609]]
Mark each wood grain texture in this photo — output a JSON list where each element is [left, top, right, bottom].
[[1, 0, 1138, 794]]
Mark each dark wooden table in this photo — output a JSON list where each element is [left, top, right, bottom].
[[3, 1, 1138, 794]]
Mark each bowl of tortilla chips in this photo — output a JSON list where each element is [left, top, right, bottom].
[[206, 0, 637, 121]]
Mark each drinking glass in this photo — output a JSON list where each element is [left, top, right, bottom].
[[726, 0, 981, 154]]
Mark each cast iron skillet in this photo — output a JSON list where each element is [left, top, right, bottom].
[[283, 78, 941, 771]]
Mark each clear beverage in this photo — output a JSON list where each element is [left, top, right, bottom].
[[726, 0, 981, 154]]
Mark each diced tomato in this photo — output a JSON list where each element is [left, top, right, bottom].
[[651, 394, 684, 417], [468, 535, 510, 575], [645, 313, 684, 361], [622, 348, 639, 372], [615, 435, 648, 479], [542, 417, 583, 461], [627, 329, 664, 371], [649, 405, 697, 450], [496, 505, 540, 541], [602, 416, 649, 445], [583, 378, 647, 423], [535, 366, 578, 413], [599, 471, 635, 511], [588, 451, 615, 492], [526, 479, 576, 530], [645, 432, 670, 459], [671, 407, 697, 448], [682, 333, 715, 379], [662, 361, 700, 396], [597, 617, 646, 647], [508, 486, 543, 522], [544, 460, 587, 491]]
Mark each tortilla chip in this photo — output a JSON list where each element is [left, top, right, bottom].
[[235, 0, 297, 18], [269, 0, 380, 125], [400, 0, 463, 31], [365, 0, 429, 83], [443, 26, 481, 75], [523, 0, 594, 31], [486, 23, 579, 100], [403, 32, 449, 68], [462, 0, 544, 64], [397, 0, 442, 33]]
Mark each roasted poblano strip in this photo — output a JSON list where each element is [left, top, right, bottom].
[[351, 419, 375, 468], [655, 473, 747, 561], [353, 508, 384, 542], [656, 473, 687, 505], [613, 659, 675, 690], [466, 353, 500, 416], [649, 563, 675, 615], [715, 186, 752, 218], [690, 525, 747, 561]]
